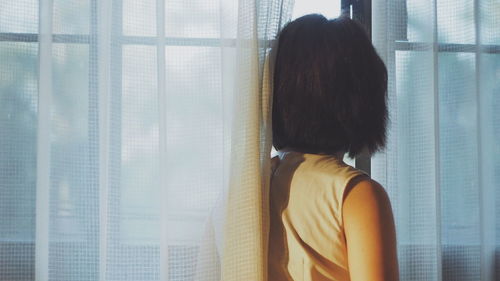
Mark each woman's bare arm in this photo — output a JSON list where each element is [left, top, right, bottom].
[[342, 178, 399, 281]]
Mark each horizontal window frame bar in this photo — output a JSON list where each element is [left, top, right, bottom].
[[394, 40, 500, 53], [0, 33, 89, 43], [2, 34, 499, 54], [120, 36, 239, 47], [0, 33, 266, 48], [0, 33, 38, 42], [0, 33, 241, 47]]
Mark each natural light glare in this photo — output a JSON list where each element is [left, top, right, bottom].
[[292, 0, 341, 19]]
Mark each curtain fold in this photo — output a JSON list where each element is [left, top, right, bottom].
[[0, 0, 292, 280], [201, 1, 292, 280], [372, 0, 499, 280]]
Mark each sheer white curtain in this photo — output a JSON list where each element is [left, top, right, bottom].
[[0, 0, 292, 280], [372, 0, 499, 280]]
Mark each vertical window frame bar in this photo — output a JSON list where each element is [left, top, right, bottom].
[[341, 0, 372, 175], [35, 0, 53, 280]]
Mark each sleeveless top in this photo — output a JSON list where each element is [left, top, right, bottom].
[[268, 151, 367, 281]]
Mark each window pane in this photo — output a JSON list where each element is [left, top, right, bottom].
[[0, 42, 38, 281], [50, 43, 96, 280], [438, 52, 480, 279], [123, 0, 156, 36], [165, 0, 220, 38], [164, 45, 223, 213], [437, 0, 475, 44], [0, 0, 38, 33], [480, 0, 500, 45], [292, 0, 340, 19], [120, 45, 159, 245], [105, 45, 160, 280], [392, 50, 439, 280], [480, 53, 500, 278], [53, 0, 90, 34], [164, 44, 225, 279], [406, 0, 433, 42]]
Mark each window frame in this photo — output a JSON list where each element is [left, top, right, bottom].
[[1, 0, 499, 279], [340, 0, 500, 176], [341, 0, 373, 174], [342, 0, 500, 280]]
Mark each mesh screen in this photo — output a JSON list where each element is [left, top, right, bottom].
[[372, 0, 500, 280], [0, 0, 292, 280], [0, 41, 38, 281]]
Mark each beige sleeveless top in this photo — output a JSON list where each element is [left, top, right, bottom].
[[268, 151, 367, 281]]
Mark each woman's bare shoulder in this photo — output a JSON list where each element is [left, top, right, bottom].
[[342, 178, 399, 281]]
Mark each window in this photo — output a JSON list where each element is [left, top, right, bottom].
[[0, 0, 230, 279], [2, 0, 498, 280], [372, 0, 500, 279]]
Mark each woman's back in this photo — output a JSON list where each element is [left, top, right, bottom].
[[268, 151, 366, 281]]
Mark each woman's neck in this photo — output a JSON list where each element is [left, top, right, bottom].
[[277, 147, 345, 160]]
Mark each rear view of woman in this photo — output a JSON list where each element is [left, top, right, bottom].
[[268, 14, 399, 281]]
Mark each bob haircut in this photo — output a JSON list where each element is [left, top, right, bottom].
[[272, 14, 388, 158]]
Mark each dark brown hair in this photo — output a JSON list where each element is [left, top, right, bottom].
[[272, 14, 388, 158]]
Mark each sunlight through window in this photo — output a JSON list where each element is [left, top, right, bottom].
[[292, 0, 341, 19]]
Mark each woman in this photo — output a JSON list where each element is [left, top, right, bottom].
[[268, 14, 399, 281]]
